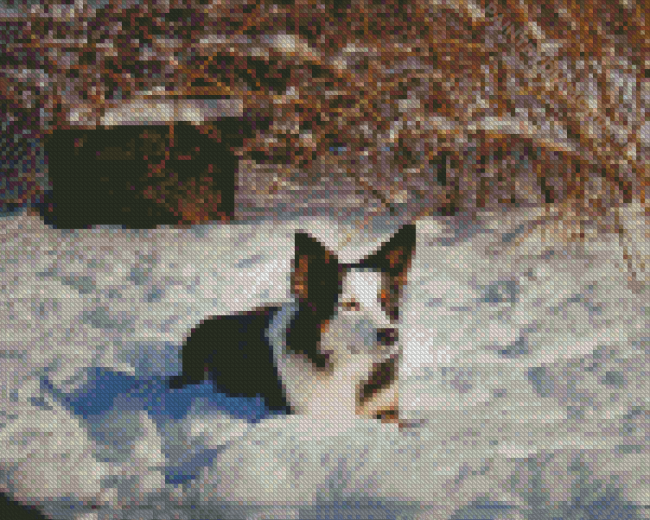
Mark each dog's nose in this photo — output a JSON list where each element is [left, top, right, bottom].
[[375, 406, 399, 424], [377, 328, 398, 347]]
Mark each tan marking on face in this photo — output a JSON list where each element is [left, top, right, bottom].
[[380, 272, 400, 323], [386, 248, 404, 270], [341, 298, 360, 311], [292, 256, 309, 299], [319, 320, 330, 334]]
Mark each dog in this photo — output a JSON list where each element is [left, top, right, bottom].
[[169, 223, 416, 425]]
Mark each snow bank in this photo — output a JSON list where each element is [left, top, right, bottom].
[[400, 206, 649, 516], [0, 215, 295, 394], [0, 208, 647, 519], [189, 415, 522, 520]]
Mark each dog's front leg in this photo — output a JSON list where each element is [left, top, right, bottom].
[[308, 349, 393, 425]]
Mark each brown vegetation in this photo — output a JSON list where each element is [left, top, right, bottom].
[[1, 0, 648, 236]]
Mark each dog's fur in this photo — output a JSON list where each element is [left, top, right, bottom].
[[168, 307, 290, 413], [169, 224, 416, 424]]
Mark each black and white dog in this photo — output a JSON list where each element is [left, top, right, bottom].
[[169, 224, 416, 424]]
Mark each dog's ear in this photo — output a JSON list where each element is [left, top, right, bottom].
[[362, 223, 416, 279], [288, 232, 342, 369], [291, 231, 340, 302], [361, 224, 416, 322]]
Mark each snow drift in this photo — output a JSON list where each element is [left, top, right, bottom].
[[0, 208, 648, 519]]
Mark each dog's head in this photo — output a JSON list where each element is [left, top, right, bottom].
[[277, 224, 416, 424]]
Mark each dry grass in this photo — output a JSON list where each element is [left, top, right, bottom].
[[1, 0, 648, 243]]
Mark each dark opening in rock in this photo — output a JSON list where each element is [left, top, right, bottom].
[[38, 121, 242, 229]]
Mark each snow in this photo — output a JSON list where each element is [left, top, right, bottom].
[[0, 207, 648, 519]]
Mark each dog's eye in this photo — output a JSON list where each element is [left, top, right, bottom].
[[342, 300, 360, 311]]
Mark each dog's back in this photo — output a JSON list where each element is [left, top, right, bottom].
[[169, 306, 290, 412]]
